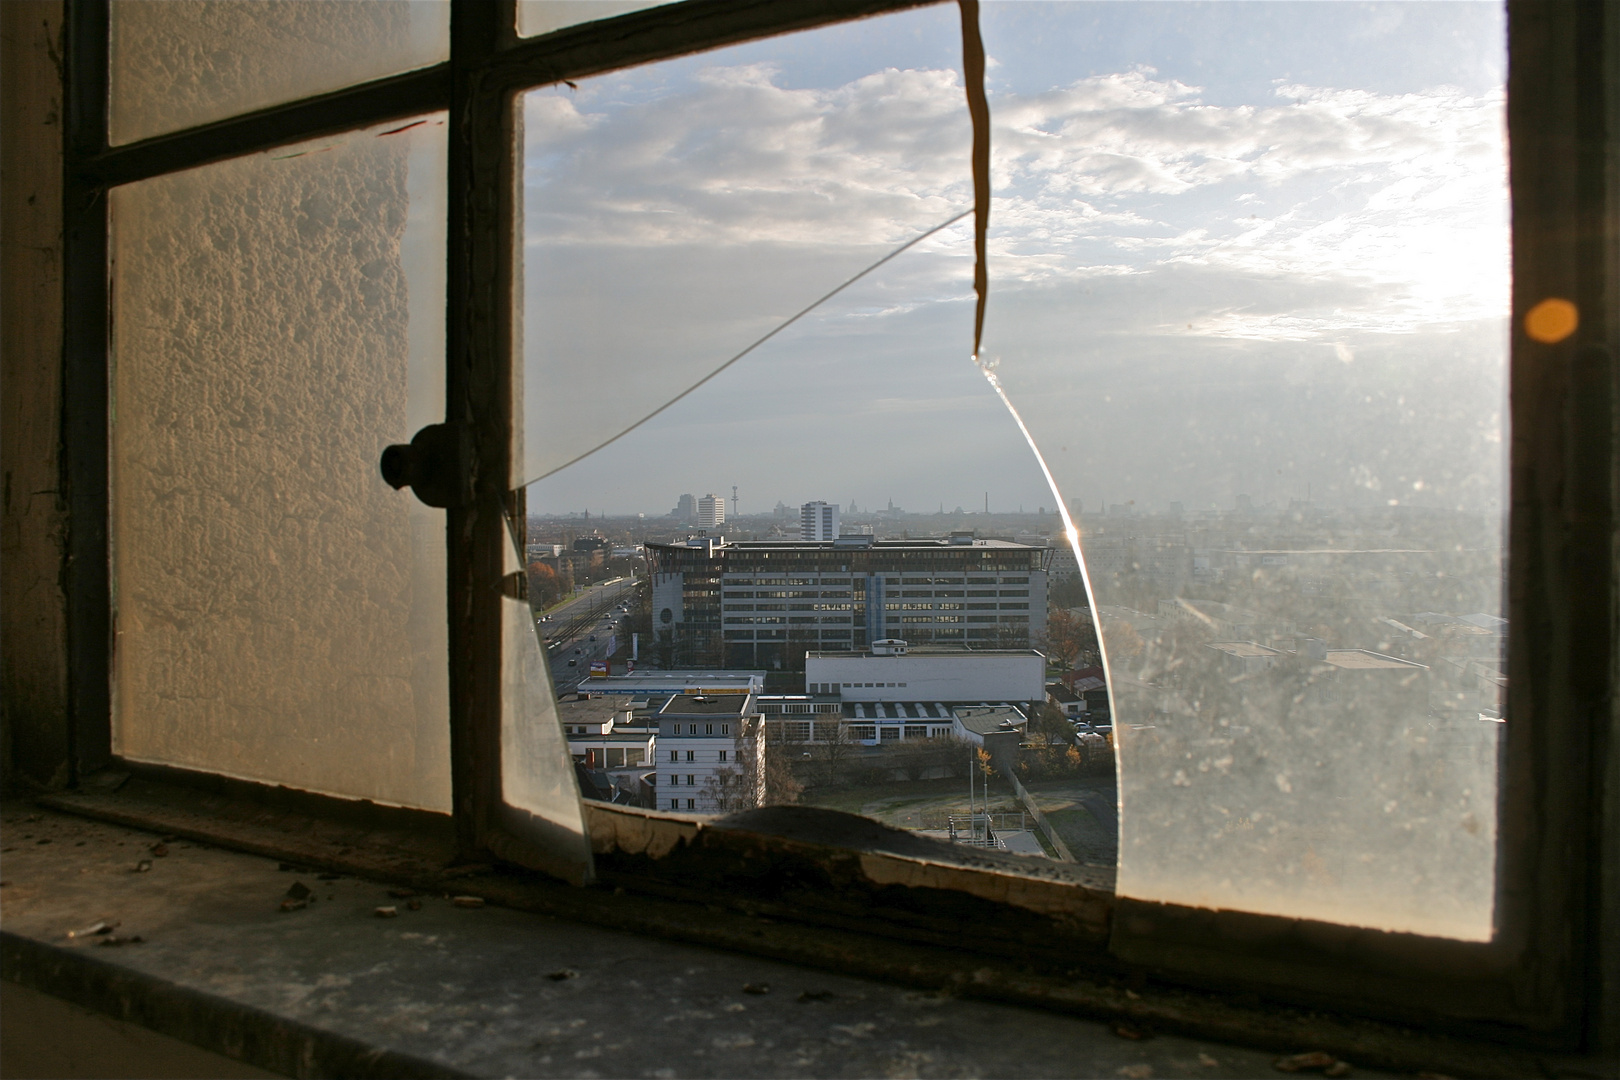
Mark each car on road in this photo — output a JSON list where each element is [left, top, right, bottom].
[[589, 635, 597, 642], [568, 659, 577, 667]]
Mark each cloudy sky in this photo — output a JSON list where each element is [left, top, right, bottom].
[[517, 1, 1508, 520]]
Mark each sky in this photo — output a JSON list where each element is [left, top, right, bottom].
[[517, 1, 1508, 520]]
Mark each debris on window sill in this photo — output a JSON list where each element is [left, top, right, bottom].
[[1, 802, 1418, 1080]]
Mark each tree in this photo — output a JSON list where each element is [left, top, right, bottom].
[[1048, 575, 1089, 609], [807, 724, 859, 788], [1102, 620, 1143, 662], [527, 562, 566, 609], [1029, 701, 1073, 743], [1046, 608, 1085, 668], [702, 717, 796, 811], [701, 765, 757, 813]]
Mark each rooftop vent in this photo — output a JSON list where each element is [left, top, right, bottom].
[[871, 639, 909, 656], [948, 531, 975, 545]]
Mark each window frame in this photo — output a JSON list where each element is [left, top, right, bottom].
[[47, 0, 1616, 1057]]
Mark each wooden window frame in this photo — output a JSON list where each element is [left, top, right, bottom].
[[39, 0, 1617, 1059]]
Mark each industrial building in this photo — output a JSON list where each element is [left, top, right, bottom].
[[805, 647, 1045, 703], [647, 534, 1050, 669], [575, 670, 763, 701]]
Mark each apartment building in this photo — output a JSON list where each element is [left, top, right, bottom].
[[697, 493, 726, 528], [800, 500, 840, 541], [655, 693, 763, 812]]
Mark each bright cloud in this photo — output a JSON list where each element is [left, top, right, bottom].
[[524, 61, 1507, 337]]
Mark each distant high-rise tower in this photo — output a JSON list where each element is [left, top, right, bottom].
[[673, 493, 696, 520], [800, 500, 840, 541], [698, 493, 726, 528]]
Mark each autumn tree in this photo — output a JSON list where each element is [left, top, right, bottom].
[[527, 562, 566, 609], [1102, 620, 1143, 662]]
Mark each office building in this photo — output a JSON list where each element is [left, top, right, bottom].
[[800, 500, 840, 541], [671, 493, 696, 520], [697, 493, 725, 528], [647, 534, 1050, 669]]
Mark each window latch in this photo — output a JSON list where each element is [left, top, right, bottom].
[[379, 424, 473, 508]]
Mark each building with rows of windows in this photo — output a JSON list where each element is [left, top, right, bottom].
[[654, 693, 763, 813], [647, 533, 1051, 669]]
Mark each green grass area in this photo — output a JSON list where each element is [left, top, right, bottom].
[[798, 776, 1021, 829]]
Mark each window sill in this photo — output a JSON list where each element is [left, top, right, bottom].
[[6, 800, 1579, 1080], [20, 779, 1591, 1077]]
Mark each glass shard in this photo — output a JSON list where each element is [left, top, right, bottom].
[[975, 1, 1508, 939]]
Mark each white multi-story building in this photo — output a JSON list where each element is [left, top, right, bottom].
[[800, 500, 840, 541], [805, 647, 1046, 703], [697, 493, 725, 528], [655, 693, 764, 813]]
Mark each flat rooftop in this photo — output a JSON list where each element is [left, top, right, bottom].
[[807, 648, 1044, 659], [578, 672, 763, 695], [656, 694, 754, 717], [845, 701, 1037, 720], [650, 538, 1045, 552], [1206, 641, 1281, 658], [555, 696, 629, 725], [1323, 650, 1429, 671], [952, 706, 1029, 736]]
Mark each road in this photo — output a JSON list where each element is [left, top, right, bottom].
[[539, 577, 641, 694]]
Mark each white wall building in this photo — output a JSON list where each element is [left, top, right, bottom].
[[800, 500, 840, 541], [655, 693, 763, 813], [697, 493, 725, 528], [805, 648, 1046, 703]]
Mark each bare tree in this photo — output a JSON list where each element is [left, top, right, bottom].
[[702, 717, 788, 811], [807, 724, 859, 787]]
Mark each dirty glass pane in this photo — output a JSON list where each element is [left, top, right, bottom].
[[975, 3, 1508, 939], [110, 116, 451, 811], [511, 6, 1118, 868], [109, 0, 449, 146], [517, 1, 668, 39]]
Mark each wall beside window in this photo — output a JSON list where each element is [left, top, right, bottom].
[[0, 0, 69, 793]]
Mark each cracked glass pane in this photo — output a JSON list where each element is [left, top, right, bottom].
[[511, 6, 1108, 854], [974, 2, 1508, 939], [511, 6, 1117, 868], [110, 0, 448, 145], [110, 115, 451, 811]]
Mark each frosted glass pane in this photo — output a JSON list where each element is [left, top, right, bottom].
[[975, 3, 1507, 939], [110, 115, 451, 812], [109, 0, 449, 146], [517, 1, 668, 39]]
